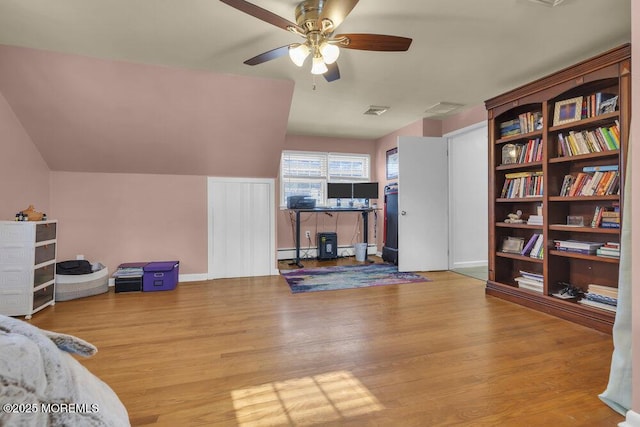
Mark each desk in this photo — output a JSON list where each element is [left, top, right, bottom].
[[289, 207, 375, 268]]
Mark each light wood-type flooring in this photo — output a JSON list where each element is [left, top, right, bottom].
[[30, 257, 623, 426]]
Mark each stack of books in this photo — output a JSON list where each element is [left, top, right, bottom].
[[600, 209, 621, 229], [500, 118, 521, 137], [554, 240, 604, 255], [514, 270, 543, 293], [579, 284, 618, 313], [591, 203, 620, 228], [596, 242, 620, 259], [527, 215, 543, 226]]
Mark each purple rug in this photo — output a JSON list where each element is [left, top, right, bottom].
[[281, 263, 430, 294]]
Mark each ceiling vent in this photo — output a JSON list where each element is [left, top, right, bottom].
[[363, 105, 390, 116], [527, 0, 565, 6], [423, 102, 464, 118]]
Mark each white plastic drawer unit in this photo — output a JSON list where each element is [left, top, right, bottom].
[[0, 220, 58, 319]]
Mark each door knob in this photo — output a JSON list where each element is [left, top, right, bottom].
[[401, 211, 407, 216]]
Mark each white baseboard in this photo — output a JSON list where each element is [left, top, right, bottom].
[[278, 244, 377, 261], [620, 410, 640, 427], [451, 260, 488, 269]]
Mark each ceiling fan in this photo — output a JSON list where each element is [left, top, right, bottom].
[[219, 0, 413, 82]]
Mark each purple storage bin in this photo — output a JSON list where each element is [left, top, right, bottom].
[[142, 261, 179, 292]]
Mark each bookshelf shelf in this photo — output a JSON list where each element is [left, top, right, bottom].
[[549, 250, 619, 264], [496, 130, 543, 145], [485, 44, 629, 333], [548, 111, 619, 133], [548, 224, 620, 234], [548, 150, 619, 164], [496, 252, 544, 263], [496, 161, 543, 171], [496, 222, 543, 230], [548, 195, 619, 202]]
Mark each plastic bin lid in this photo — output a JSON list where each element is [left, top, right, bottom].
[[144, 261, 179, 272]]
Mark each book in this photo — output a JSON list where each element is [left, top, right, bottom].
[[527, 215, 543, 225], [582, 165, 618, 172], [530, 235, 544, 259], [554, 240, 604, 250], [521, 234, 540, 256], [519, 270, 544, 281], [587, 284, 618, 298], [578, 299, 616, 312]]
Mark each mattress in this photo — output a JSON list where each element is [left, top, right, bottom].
[[55, 265, 109, 301]]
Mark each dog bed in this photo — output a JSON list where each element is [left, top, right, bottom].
[[55, 264, 109, 301]]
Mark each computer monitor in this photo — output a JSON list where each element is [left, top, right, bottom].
[[353, 182, 379, 199], [327, 183, 353, 199]]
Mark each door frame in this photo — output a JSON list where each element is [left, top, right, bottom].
[[444, 121, 488, 271]]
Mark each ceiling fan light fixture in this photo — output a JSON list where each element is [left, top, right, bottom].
[[320, 42, 340, 64], [311, 55, 328, 75], [289, 43, 310, 67]]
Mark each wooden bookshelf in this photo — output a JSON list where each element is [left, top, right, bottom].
[[485, 44, 630, 333]]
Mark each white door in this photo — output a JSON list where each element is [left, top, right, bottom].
[[208, 177, 276, 279], [397, 136, 448, 272]]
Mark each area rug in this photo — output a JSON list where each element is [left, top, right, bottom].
[[281, 263, 430, 294]]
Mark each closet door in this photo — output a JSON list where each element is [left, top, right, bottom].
[[208, 177, 276, 279], [397, 136, 448, 272]]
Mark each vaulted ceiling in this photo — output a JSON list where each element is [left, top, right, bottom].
[[0, 0, 631, 175]]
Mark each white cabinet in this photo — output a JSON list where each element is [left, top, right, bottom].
[[0, 220, 57, 319]]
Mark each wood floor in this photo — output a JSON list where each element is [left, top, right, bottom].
[[29, 258, 623, 426]]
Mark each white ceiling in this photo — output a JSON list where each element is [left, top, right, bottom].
[[0, 0, 631, 140]]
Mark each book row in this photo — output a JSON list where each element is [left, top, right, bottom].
[[500, 171, 543, 199], [559, 168, 619, 197], [556, 122, 620, 157], [500, 234, 544, 259], [499, 111, 543, 137], [501, 138, 543, 165], [578, 93, 618, 119]]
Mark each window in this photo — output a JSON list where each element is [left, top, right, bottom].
[[280, 151, 371, 207]]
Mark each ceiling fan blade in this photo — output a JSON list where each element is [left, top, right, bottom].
[[324, 62, 340, 82], [318, 0, 359, 32], [244, 45, 291, 66], [336, 34, 413, 51], [220, 0, 303, 33]]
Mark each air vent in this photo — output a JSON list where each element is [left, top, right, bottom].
[[363, 105, 390, 116], [527, 0, 565, 6], [423, 102, 464, 118]]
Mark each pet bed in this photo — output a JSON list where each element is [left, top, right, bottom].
[[55, 264, 109, 301]]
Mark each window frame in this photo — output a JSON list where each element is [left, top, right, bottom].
[[280, 150, 371, 208]]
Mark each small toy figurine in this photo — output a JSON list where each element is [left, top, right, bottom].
[[505, 209, 525, 224]]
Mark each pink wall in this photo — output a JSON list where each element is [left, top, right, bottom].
[[278, 135, 377, 252], [0, 45, 294, 178], [49, 172, 208, 276], [442, 105, 488, 135], [631, 1, 639, 412], [0, 91, 50, 220]]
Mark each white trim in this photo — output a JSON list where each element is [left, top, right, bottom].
[[619, 410, 640, 427], [451, 260, 488, 269]]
